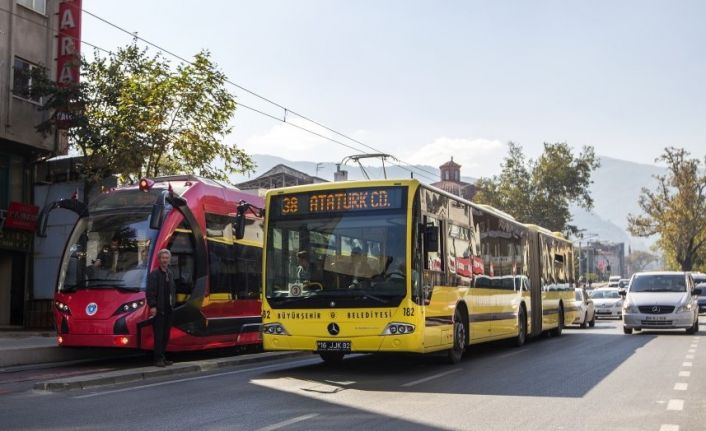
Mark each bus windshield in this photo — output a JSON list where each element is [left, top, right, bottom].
[[57, 211, 158, 292], [266, 211, 407, 308]]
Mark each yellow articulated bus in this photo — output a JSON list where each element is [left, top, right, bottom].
[[260, 179, 577, 363]]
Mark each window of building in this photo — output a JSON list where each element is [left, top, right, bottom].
[[17, 0, 46, 15], [13, 58, 43, 103]]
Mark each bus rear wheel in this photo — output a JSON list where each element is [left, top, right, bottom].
[[319, 352, 345, 364], [515, 306, 527, 347], [447, 308, 466, 364], [550, 305, 564, 337]]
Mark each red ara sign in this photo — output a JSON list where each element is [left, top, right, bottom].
[[56, 0, 82, 85]]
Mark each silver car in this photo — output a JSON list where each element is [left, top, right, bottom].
[[590, 288, 623, 319], [621, 271, 701, 334]]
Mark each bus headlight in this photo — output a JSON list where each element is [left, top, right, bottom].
[[54, 301, 71, 315], [113, 300, 145, 316], [263, 323, 289, 336], [382, 323, 415, 335]]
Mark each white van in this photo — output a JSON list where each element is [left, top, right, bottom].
[[621, 271, 701, 334]]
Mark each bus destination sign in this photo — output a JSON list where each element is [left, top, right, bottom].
[[272, 187, 405, 217]]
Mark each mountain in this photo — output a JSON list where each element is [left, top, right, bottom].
[[229, 154, 664, 250]]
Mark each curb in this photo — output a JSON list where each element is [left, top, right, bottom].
[[34, 351, 309, 392], [0, 346, 137, 369]]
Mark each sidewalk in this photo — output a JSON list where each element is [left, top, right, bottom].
[[34, 350, 308, 392], [0, 330, 133, 369]]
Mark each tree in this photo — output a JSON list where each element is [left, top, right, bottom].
[[35, 41, 253, 184], [474, 142, 600, 235], [627, 147, 706, 271], [626, 250, 658, 273]]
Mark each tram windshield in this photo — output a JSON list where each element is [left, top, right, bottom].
[[57, 211, 158, 292]]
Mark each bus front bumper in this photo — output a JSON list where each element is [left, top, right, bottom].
[[264, 333, 426, 354]]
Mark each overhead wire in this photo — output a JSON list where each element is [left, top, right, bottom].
[[2, 5, 440, 182], [80, 7, 440, 182]]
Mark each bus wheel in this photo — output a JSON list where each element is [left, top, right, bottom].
[[515, 306, 527, 347], [319, 352, 345, 364], [550, 305, 564, 337], [447, 308, 466, 364]]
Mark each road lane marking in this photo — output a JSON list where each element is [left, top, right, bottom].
[[674, 383, 688, 391], [686, 354, 694, 359], [255, 414, 319, 431], [73, 358, 320, 399], [688, 349, 695, 353], [660, 425, 679, 431], [496, 348, 528, 359], [679, 371, 690, 377], [690, 344, 697, 348], [667, 399, 684, 411], [401, 368, 462, 387], [682, 362, 693, 367]]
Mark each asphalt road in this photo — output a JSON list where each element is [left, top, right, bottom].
[[1, 317, 704, 431]]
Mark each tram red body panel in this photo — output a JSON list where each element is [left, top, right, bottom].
[[51, 176, 264, 352]]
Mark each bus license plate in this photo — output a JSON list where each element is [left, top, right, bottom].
[[645, 315, 667, 321], [317, 341, 351, 352]]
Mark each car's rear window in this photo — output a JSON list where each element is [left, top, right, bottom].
[[630, 274, 686, 293]]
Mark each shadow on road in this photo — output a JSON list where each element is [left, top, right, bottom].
[[258, 329, 657, 399]]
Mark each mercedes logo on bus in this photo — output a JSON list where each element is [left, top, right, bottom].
[[651, 306, 660, 313], [327, 323, 340, 336]]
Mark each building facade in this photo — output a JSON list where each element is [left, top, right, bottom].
[[0, 0, 67, 327], [430, 158, 476, 201], [236, 164, 327, 195]]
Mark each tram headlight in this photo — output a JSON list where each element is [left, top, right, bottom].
[[113, 300, 145, 316], [382, 322, 415, 335], [54, 301, 71, 315], [263, 323, 289, 336]]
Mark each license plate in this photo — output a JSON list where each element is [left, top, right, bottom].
[[645, 315, 667, 321], [316, 340, 351, 352]]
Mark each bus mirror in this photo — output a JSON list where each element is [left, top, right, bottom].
[[233, 213, 246, 240], [424, 225, 439, 253], [149, 203, 164, 230]]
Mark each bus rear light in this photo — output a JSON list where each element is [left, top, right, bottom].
[[114, 336, 130, 346], [263, 323, 288, 336], [57, 336, 63, 345], [138, 178, 154, 191], [382, 323, 415, 335]]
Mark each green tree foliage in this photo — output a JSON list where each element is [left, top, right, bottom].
[[627, 147, 706, 271], [626, 250, 658, 273], [35, 41, 253, 183], [474, 142, 600, 235]]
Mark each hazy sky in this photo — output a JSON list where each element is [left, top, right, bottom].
[[81, 1, 706, 178]]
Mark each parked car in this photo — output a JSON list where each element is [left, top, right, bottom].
[[573, 287, 596, 328], [590, 288, 623, 319], [607, 275, 621, 287], [693, 273, 706, 314], [621, 271, 701, 335]]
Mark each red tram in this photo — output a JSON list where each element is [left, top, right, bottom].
[[39, 175, 264, 351]]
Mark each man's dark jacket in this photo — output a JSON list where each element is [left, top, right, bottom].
[[146, 268, 176, 313]]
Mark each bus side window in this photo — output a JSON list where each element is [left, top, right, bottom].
[[233, 244, 262, 299], [167, 227, 196, 302]]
